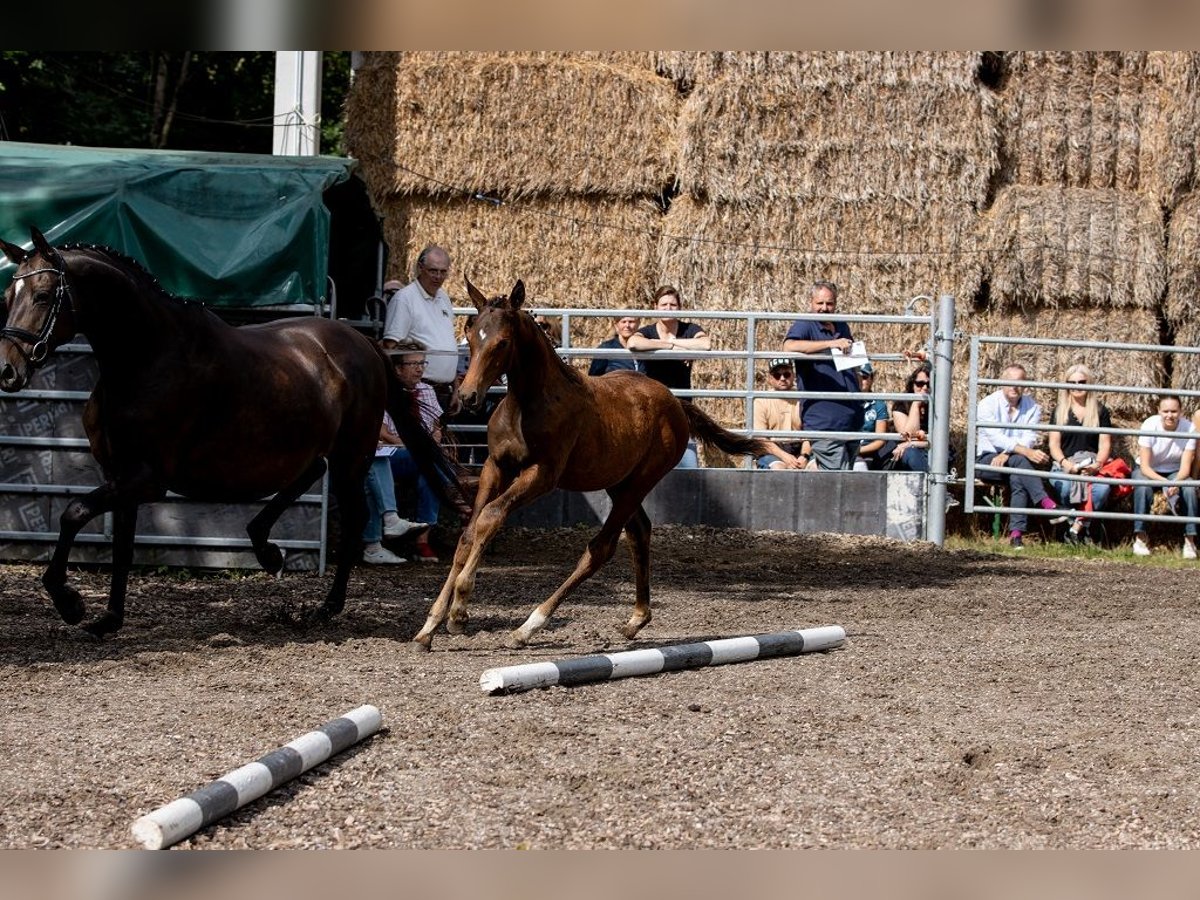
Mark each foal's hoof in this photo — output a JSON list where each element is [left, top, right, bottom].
[[45, 581, 85, 626], [615, 621, 646, 640], [503, 631, 528, 650], [446, 616, 469, 635], [407, 636, 432, 654]]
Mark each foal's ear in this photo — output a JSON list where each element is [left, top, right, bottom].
[[509, 280, 525, 310], [0, 238, 26, 265], [465, 276, 489, 312]]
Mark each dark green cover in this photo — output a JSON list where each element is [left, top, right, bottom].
[[0, 141, 356, 307]]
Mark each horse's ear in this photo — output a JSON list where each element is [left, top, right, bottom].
[[465, 277, 489, 312], [509, 280, 526, 310], [0, 238, 27, 266], [29, 227, 61, 267]]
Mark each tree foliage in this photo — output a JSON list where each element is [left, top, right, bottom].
[[0, 51, 350, 156]]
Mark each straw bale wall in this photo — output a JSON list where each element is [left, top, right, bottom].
[[345, 56, 678, 199], [676, 78, 998, 205], [1165, 191, 1200, 327], [980, 186, 1165, 310], [996, 51, 1199, 207], [653, 51, 983, 91], [380, 195, 661, 318]]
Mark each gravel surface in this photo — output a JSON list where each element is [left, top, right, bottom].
[[1, 525, 1197, 849]]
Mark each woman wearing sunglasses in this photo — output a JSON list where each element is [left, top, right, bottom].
[[889, 362, 936, 472], [1048, 363, 1113, 546]]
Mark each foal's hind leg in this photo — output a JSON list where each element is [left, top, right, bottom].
[[247, 458, 327, 575], [507, 486, 648, 648], [618, 504, 653, 640]]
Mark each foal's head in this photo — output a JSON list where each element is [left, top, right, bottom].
[[458, 277, 533, 413], [0, 227, 77, 392]]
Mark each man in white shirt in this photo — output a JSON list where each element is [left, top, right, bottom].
[[382, 245, 460, 415], [976, 363, 1068, 549], [1132, 394, 1198, 558]]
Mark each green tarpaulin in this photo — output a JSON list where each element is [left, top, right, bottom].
[[0, 141, 357, 307]]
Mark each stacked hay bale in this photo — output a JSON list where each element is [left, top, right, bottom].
[[344, 51, 676, 329], [980, 52, 1197, 455], [657, 52, 995, 434], [1167, 193, 1200, 392]]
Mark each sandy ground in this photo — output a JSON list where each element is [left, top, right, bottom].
[[1, 525, 1198, 849]]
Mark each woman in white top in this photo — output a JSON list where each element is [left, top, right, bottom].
[[1132, 395, 1198, 558]]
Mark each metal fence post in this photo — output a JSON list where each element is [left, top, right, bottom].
[[925, 294, 956, 546]]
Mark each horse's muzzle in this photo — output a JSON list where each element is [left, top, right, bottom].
[[0, 361, 24, 393], [460, 389, 484, 414]]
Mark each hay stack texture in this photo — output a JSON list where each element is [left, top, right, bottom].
[[980, 186, 1166, 310], [346, 54, 678, 199], [1166, 192, 1200, 392], [997, 51, 1199, 207], [653, 51, 983, 91]]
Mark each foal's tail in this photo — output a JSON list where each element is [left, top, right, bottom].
[[681, 400, 774, 459]]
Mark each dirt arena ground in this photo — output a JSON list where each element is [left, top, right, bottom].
[[1, 525, 1198, 849]]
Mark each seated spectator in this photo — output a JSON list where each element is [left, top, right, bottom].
[[588, 315, 640, 377], [889, 361, 942, 473], [1047, 363, 1113, 546], [382, 339, 447, 563], [856, 362, 891, 471], [753, 358, 808, 470], [975, 363, 1070, 550], [1132, 395, 1198, 559], [627, 285, 711, 468]]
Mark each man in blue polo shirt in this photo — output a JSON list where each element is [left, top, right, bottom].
[[782, 280, 864, 470]]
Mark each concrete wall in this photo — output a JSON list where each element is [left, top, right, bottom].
[[506, 469, 927, 542]]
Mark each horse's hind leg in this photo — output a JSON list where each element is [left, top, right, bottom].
[[618, 504, 653, 640], [317, 463, 368, 622], [42, 483, 121, 625], [508, 487, 647, 648], [247, 458, 327, 575], [82, 502, 137, 638]]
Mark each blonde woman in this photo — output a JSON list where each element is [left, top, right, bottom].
[[1047, 363, 1113, 545]]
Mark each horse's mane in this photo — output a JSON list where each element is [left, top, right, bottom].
[[486, 296, 584, 387], [63, 244, 199, 308]]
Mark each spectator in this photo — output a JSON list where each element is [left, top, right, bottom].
[[588, 315, 640, 377], [975, 363, 1070, 550], [753, 358, 808, 470], [889, 362, 934, 472], [1131, 395, 1198, 559], [381, 339, 447, 563], [1047, 363, 1113, 546], [856, 361, 891, 471], [782, 280, 864, 470], [627, 285, 711, 468], [381, 245, 460, 416]]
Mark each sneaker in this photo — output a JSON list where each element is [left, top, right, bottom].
[[1010, 534, 1024, 550], [1046, 505, 1072, 526], [1132, 536, 1151, 557], [363, 545, 407, 565], [1062, 527, 1081, 546], [413, 542, 440, 563], [383, 515, 429, 538], [1184, 539, 1197, 560]]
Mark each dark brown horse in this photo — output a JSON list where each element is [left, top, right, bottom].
[[0, 227, 455, 636], [412, 278, 794, 651]]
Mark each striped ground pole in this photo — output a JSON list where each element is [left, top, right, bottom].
[[479, 625, 846, 695], [130, 704, 382, 850]]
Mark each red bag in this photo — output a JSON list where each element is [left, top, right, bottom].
[[1092, 457, 1133, 509]]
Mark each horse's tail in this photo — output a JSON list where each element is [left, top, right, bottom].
[[376, 345, 468, 513], [681, 400, 774, 459]]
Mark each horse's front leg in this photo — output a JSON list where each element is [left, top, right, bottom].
[[81, 502, 138, 638], [43, 483, 122, 625]]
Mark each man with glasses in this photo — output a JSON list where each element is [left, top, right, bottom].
[[782, 280, 864, 470], [382, 245, 460, 415], [976, 363, 1070, 550], [753, 358, 808, 470]]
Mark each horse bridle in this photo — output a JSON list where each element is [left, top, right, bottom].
[[0, 259, 72, 372]]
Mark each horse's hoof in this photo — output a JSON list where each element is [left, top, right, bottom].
[[82, 613, 121, 638], [254, 542, 285, 575], [446, 617, 468, 635], [46, 584, 85, 626], [407, 637, 432, 654]]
